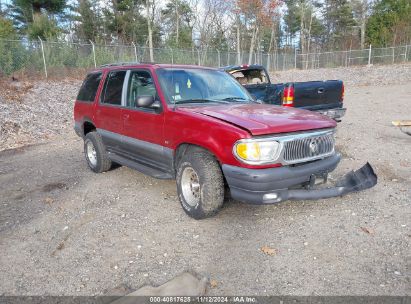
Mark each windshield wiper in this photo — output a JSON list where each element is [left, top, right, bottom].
[[174, 98, 230, 104], [221, 97, 250, 102]]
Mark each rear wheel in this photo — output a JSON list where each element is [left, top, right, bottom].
[[84, 132, 112, 173], [176, 149, 224, 219]]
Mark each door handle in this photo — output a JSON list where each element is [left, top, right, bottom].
[[318, 88, 325, 94], [123, 114, 130, 119]]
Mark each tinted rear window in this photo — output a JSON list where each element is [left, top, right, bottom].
[[101, 70, 127, 106], [77, 72, 102, 102]]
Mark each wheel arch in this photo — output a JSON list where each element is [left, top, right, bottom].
[[173, 142, 222, 172], [82, 118, 96, 137]]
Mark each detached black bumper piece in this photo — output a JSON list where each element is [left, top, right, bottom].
[[222, 154, 377, 205]]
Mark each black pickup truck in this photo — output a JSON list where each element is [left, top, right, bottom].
[[221, 64, 346, 121]]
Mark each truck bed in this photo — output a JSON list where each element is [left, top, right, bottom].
[[222, 64, 346, 121]]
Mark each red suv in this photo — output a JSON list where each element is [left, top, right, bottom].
[[74, 63, 376, 219]]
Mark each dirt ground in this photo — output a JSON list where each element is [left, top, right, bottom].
[[0, 83, 410, 296]]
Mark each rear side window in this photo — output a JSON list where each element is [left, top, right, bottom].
[[101, 70, 127, 106], [77, 72, 102, 102]]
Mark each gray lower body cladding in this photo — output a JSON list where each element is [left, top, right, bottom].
[[222, 154, 377, 204]]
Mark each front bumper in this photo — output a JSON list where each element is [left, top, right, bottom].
[[222, 153, 377, 204], [316, 108, 346, 121]]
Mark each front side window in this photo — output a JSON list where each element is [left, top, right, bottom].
[[127, 70, 157, 108], [156, 68, 253, 105], [77, 72, 102, 102], [101, 70, 127, 106]]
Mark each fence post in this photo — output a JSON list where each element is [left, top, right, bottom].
[[38, 37, 48, 78], [169, 47, 174, 64], [217, 49, 221, 67], [294, 48, 297, 69], [89, 40, 96, 68], [368, 44, 372, 66], [132, 42, 138, 62], [392, 47, 395, 64], [405, 45, 408, 62], [345, 50, 348, 67]]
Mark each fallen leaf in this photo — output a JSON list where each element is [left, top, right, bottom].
[[210, 279, 218, 288], [360, 227, 374, 235], [44, 197, 54, 204], [261, 245, 277, 256]]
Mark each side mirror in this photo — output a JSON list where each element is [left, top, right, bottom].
[[136, 95, 161, 109]]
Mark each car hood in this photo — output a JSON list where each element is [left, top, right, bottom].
[[178, 103, 336, 136]]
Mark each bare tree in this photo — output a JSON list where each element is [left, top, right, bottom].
[[237, 0, 280, 65], [236, 15, 241, 64]]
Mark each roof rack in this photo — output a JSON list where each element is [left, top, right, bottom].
[[99, 62, 139, 68]]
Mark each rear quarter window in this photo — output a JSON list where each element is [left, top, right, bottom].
[[77, 72, 102, 102]]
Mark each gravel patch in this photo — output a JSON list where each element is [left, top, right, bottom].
[[270, 63, 411, 86], [0, 80, 80, 151]]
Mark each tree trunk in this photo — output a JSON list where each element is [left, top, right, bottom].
[[248, 25, 258, 65], [361, 18, 365, 49], [360, 0, 368, 49], [267, 21, 276, 71], [300, 3, 305, 53], [175, 0, 179, 44], [268, 21, 276, 53], [146, 0, 154, 62], [236, 17, 241, 64], [306, 9, 313, 69]]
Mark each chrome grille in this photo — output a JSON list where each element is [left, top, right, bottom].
[[282, 132, 335, 164]]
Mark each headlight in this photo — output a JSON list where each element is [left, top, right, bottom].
[[234, 140, 281, 164]]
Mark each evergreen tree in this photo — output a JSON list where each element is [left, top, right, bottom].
[[366, 0, 411, 46], [102, 0, 150, 44], [323, 0, 356, 49], [7, 0, 66, 38], [161, 0, 194, 48], [0, 15, 18, 38], [74, 0, 101, 42]]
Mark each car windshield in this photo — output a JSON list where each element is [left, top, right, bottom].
[[156, 68, 253, 105]]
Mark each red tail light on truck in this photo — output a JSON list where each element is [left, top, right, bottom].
[[282, 85, 294, 107]]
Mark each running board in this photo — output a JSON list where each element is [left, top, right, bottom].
[[108, 153, 174, 180]]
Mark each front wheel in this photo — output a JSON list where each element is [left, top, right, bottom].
[[176, 150, 224, 219], [84, 131, 112, 173]]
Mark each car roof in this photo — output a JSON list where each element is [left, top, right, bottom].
[[89, 62, 218, 73]]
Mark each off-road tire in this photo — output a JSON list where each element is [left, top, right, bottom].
[[176, 150, 224, 219], [84, 131, 112, 173]]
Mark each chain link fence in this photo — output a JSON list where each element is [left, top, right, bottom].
[[297, 45, 411, 69], [1, 39, 410, 79]]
